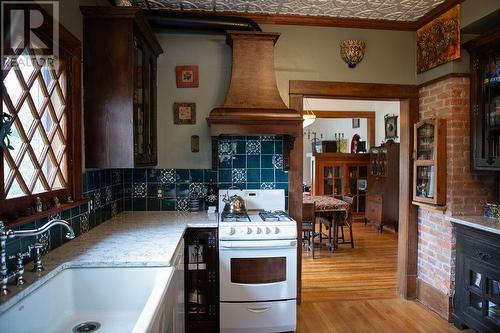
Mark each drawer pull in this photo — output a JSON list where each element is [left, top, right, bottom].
[[474, 249, 493, 261], [247, 306, 271, 313]]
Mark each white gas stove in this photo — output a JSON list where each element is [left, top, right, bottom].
[[218, 189, 297, 333], [218, 189, 297, 241]]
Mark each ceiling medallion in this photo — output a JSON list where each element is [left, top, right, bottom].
[[340, 40, 365, 68]]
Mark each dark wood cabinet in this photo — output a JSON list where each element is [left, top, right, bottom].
[[366, 142, 399, 232], [454, 224, 500, 333], [184, 228, 219, 333], [81, 7, 163, 168], [465, 28, 500, 170], [310, 153, 369, 217]]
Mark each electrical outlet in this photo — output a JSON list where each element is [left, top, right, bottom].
[[157, 186, 164, 199]]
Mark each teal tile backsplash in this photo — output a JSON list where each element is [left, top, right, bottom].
[[4, 135, 289, 270]]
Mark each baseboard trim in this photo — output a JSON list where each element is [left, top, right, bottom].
[[416, 278, 453, 321]]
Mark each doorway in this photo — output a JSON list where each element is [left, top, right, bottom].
[[289, 80, 419, 301]]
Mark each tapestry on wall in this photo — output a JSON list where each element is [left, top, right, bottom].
[[416, 4, 460, 73]]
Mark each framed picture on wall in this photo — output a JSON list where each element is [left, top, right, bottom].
[[384, 114, 398, 140], [175, 65, 199, 88], [174, 103, 196, 124], [352, 118, 360, 128]]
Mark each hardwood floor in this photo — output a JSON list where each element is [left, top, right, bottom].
[[297, 223, 467, 333]]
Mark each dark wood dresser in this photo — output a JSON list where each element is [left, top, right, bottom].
[[366, 142, 400, 232], [452, 218, 500, 333]]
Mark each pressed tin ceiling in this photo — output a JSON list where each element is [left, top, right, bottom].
[[116, 0, 447, 22]]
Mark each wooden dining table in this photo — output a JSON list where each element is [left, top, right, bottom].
[[302, 194, 352, 251]]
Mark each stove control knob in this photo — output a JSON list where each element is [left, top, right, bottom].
[[247, 227, 252, 234], [274, 227, 280, 234], [256, 227, 262, 234], [228, 227, 236, 235], [265, 227, 271, 234]]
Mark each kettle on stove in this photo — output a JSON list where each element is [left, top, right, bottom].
[[222, 188, 246, 214]]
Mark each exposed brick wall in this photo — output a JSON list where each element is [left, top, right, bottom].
[[417, 210, 456, 295], [417, 77, 497, 311]]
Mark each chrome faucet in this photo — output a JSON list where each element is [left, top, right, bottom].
[[0, 219, 75, 296]]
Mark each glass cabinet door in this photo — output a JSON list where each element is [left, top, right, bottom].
[[133, 36, 157, 165], [481, 50, 500, 164], [323, 166, 342, 196], [415, 166, 435, 200], [417, 123, 435, 160], [134, 38, 146, 162]]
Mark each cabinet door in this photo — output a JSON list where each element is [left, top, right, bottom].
[[459, 256, 500, 333], [184, 229, 219, 332], [133, 35, 157, 166], [472, 45, 500, 169], [323, 165, 343, 197]]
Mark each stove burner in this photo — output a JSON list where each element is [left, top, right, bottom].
[[259, 210, 292, 222], [221, 212, 250, 222]]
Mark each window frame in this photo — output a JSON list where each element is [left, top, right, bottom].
[[0, 8, 82, 225]]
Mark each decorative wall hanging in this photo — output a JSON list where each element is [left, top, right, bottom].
[[339, 40, 365, 68], [416, 4, 460, 73], [175, 65, 199, 88], [384, 114, 398, 140], [173, 103, 196, 124], [191, 135, 200, 152]]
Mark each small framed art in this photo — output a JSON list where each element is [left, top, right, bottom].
[[175, 65, 199, 88], [384, 114, 398, 140], [174, 103, 196, 124]]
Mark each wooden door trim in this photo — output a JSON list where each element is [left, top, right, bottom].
[[290, 80, 419, 301]]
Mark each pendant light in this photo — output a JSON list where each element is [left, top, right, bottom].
[[303, 99, 316, 128]]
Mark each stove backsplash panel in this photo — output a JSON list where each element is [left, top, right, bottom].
[[121, 136, 289, 212]]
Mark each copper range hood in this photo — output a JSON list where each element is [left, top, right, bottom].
[[207, 31, 302, 169]]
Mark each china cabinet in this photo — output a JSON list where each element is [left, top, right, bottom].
[[413, 119, 446, 206], [310, 153, 369, 217], [465, 28, 500, 170], [453, 224, 500, 333], [184, 228, 219, 333], [81, 7, 163, 168], [366, 142, 400, 232]]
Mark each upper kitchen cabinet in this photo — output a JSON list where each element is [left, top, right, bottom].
[[466, 29, 500, 170], [81, 7, 163, 168]]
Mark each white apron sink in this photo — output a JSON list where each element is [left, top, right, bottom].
[[0, 266, 174, 333]]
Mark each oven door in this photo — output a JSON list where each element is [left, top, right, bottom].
[[219, 239, 297, 302]]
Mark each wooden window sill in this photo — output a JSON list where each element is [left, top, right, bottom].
[[5, 198, 90, 229], [412, 201, 447, 213]]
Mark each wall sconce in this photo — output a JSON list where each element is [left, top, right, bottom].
[[340, 40, 365, 68]]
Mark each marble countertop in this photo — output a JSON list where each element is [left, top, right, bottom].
[[0, 211, 218, 314], [445, 215, 500, 235]]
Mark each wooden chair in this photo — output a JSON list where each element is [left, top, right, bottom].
[[335, 196, 354, 248], [302, 202, 317, 258]]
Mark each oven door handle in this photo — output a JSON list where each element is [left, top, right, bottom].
[[219, 240, 297, 249], [247, 306, 271, 313]]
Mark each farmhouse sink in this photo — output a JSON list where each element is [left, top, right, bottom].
[[0, 266, 174, 333]]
